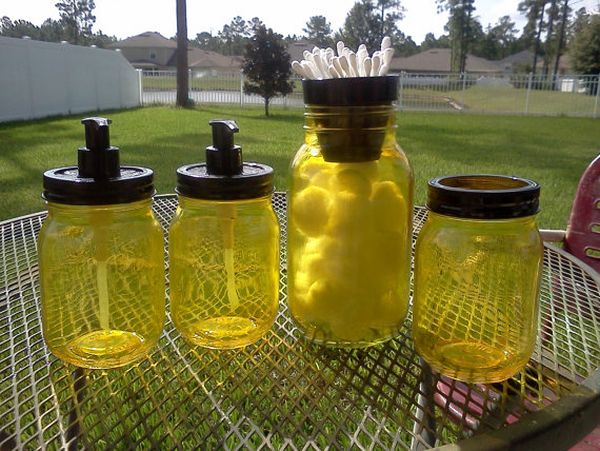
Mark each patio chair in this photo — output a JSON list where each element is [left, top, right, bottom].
[[540, 152, 600, 274]]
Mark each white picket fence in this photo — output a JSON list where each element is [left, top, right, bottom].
[[140, 70, 600, 118]]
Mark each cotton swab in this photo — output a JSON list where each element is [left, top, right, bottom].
[[371, 54, 381, 76], [347, 52, 358, 77], [295, 37, 394, 79], [292, 60, 306, 78], [363, 57, 372, 78]]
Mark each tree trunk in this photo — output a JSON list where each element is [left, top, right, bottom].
[[264, 97, 270, 116], [176, 0, 189, 108], [543, 0, 557, 77], [552, 0, 569, 84], [532, 1, 546, 77]]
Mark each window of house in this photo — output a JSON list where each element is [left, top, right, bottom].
[[150, 52, 156, 60]]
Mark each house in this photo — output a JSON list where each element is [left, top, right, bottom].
[[287, 39, 317, 63], [390, 48, 502, 75], [109, 31, 242, 74], [497, 50, 534, 74], [108, 32, 176, 69]]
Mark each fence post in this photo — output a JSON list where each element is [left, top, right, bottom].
[[594, 73, 600, 119], [398, 71, 404, 111], [525, 72, 533, 114], [137, 69, 143, 106], [240, 70, 244, 108], [461, 72, 467, 112]]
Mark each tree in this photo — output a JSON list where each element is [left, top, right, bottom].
[[337, 0, 380, 50], [218, 16, 250, 55], [551, 0, 572, 79], [420, 32, 451, 50], [192, 31, 221, 52], [518, 0, 548, 75], [303, 15, 333, 48], [175, 0, 190, 108], [570, 12, 600, 77], [542, 0, 559, 76], [437, 0, 477, 73], [375, 0, 405, 43], [0, 13, 115, 47], [394, 34, 419, 56], [54, 0, 96, 44], [243, 26, 293, 116], [472, 16, 518, 60], [337, 0, 404, 51], [1, 17, 42, 39]]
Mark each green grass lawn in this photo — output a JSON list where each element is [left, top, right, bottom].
[[1, 105, 599, 229], [400, 84, 599, 116]]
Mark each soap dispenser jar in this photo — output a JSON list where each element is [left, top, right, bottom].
[[288, 77, 414, 347], [38, 118, 166, 369], [169, 120, 279, 349]]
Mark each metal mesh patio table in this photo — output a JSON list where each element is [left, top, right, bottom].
[[1, 193, 599, 449]]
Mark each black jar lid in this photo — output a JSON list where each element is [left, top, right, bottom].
[[176, 120, 274, 201], [427, 175, 540, 219], [302, 76, 398, 106], [43, 118, 154, 205]]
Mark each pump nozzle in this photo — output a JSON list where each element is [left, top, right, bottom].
[[83, 117, 111, 151], [78, 117, 120, 179], [206, 120, 242, 176]]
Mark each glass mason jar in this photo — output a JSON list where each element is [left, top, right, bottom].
[[288, 77, 414, 347], [169, 119, 279, 349], [413, 175, 543, 383], [39, 118, 165, 369], [169, 196, 279, 349]]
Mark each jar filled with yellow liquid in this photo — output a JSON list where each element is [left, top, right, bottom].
[[413, 175, 543, 383], [288, 77, 414, 347], [169, 120, 279, 349], [39, 118, 165, 369]]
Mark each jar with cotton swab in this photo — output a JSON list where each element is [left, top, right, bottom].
[[169, 120, 279, 349], [39, 117, 165, 368], [288, 37, 414, 347]]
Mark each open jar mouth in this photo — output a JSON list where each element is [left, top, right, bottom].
[[427, 175, 540, 219]]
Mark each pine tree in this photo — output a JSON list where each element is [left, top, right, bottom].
[[303, 15, 333, 48], [437, 0, 476, 73], [54, 0, 96, 44]]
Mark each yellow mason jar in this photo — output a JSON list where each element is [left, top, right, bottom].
[[38, 118, 165, 369], [288, 77, 414, 347], [169, 120, 279, 349], [413, 175, 543, 383]]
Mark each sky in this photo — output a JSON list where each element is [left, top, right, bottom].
[[2, 0, 599, 44]]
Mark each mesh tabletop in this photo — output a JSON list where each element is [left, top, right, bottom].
[[1, 193, 599, 450]]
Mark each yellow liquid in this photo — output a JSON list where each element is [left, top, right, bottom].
[[38, 201, 166, 369], [412, 213, 543, 383], [169, 196, 279, 349], [288, 139, 413, 347]]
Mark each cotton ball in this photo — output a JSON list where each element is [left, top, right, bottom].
[[327, 191, 370, 235], [370, 181, 406, 231], [295, 156, 332, 190], [291, 186, 331, 237], [306, 278, 344, 323], [334, 168, 372, 197]]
